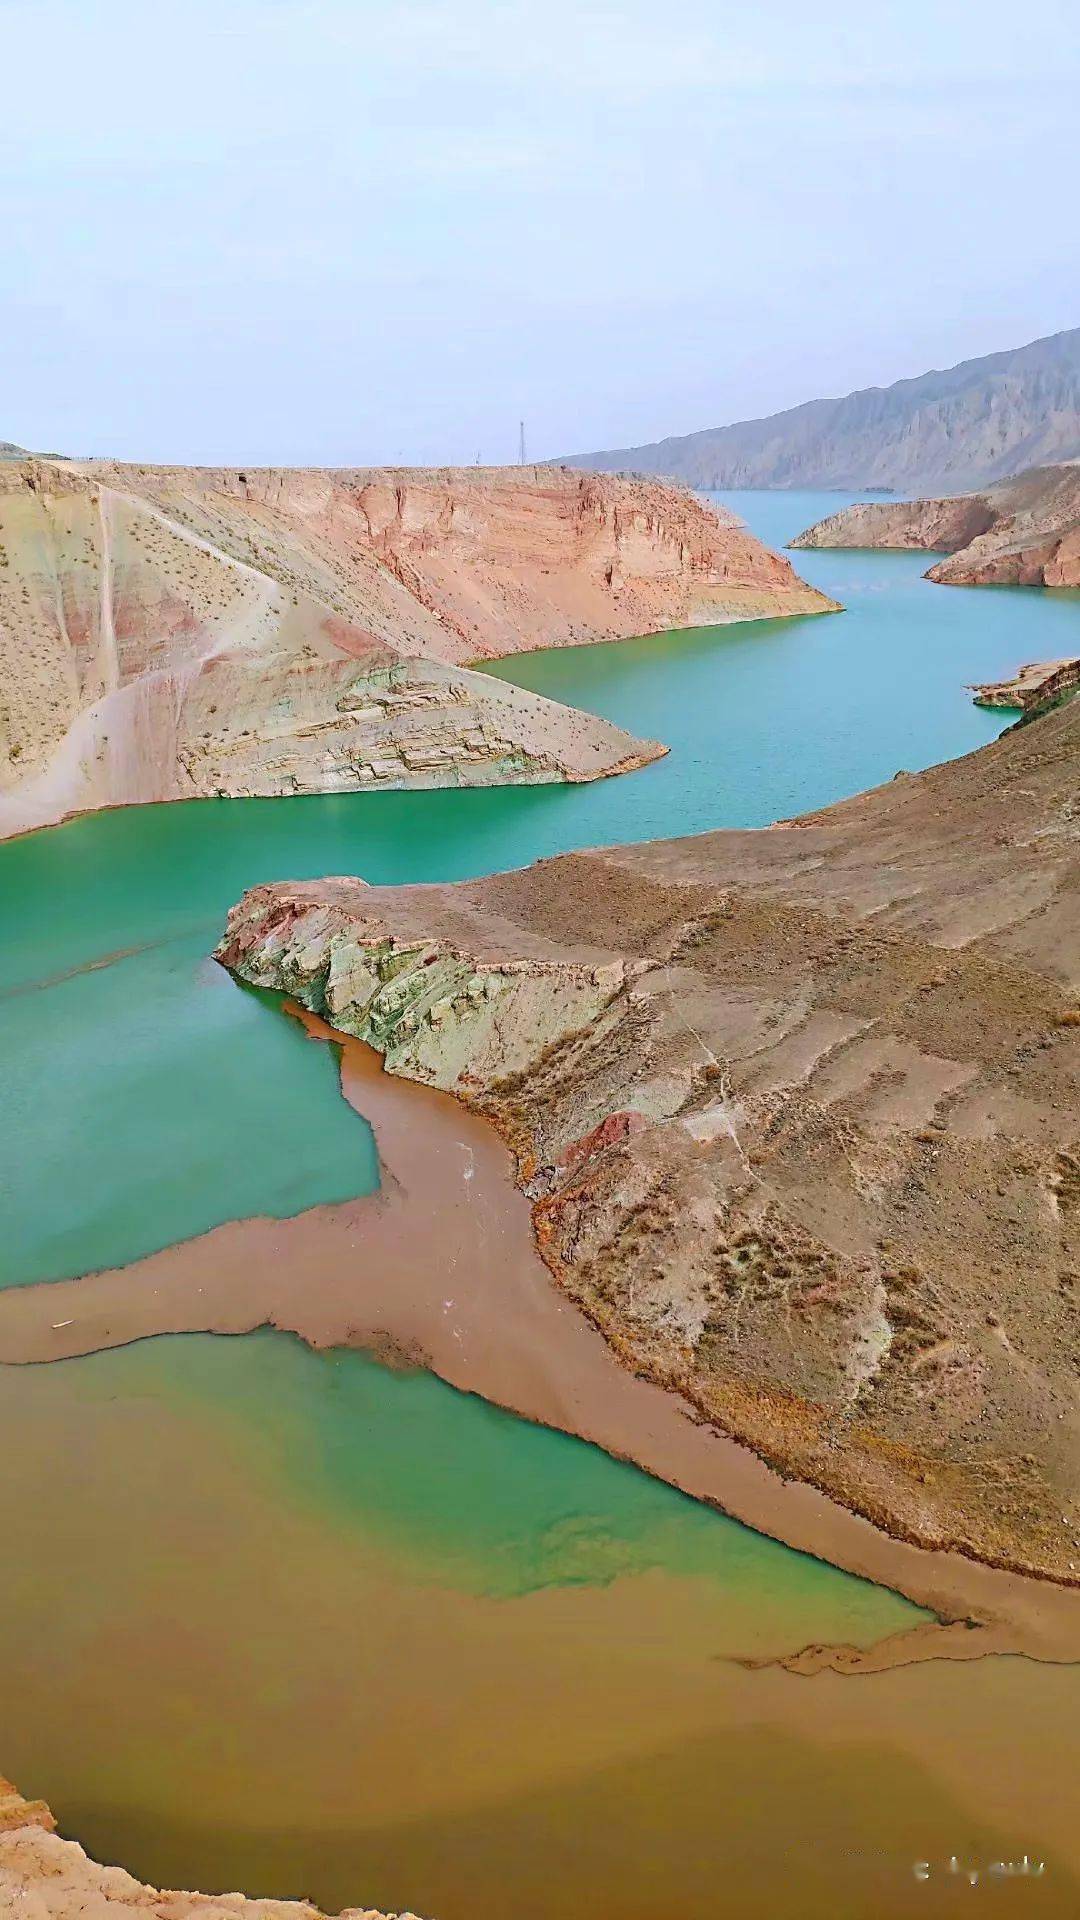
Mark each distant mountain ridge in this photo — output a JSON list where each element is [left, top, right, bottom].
[[563, 328, 1080, 494]]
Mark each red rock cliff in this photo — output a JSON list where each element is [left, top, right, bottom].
[[0, 460, 834, 838]]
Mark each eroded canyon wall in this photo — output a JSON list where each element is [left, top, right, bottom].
[[0, 460, 834, 838]]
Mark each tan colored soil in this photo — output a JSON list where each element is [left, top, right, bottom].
[[969, 657, 1080, 713]]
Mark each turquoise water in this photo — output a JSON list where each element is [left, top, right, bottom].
[[3, 489, 1077, 1285], [111, 1329, 915, 1623], [482, 488, 1080, 844], [2, 943, 378, 1287]]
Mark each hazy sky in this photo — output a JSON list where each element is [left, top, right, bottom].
[[3, 0, 1077, 465]]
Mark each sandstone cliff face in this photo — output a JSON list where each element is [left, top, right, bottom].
[[566, 326, 1080, 492], [791, 494, 997, 555], [0, 460, 832, 839], [89, 462, 830, 662], [969, 658, 1080, 713], [0, 1779, 414, 1920], [219, 698, 1080, 1588], [793, 462, 1080, 588]]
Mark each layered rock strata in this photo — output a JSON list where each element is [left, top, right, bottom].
[[0, 1780, 415, 1920], [0, 459, 833, 838], [218, 697, 1080, 1589], [970, 658, 1080, 714], [792, 462, 1080, 587]]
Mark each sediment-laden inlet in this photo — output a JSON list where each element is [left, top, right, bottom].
[[1, 524, 1078, 1920], [0, 1776, 418, 1920]]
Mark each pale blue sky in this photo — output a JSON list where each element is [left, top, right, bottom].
[[3, 0, 1077, 465]]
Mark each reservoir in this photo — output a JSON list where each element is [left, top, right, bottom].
[[2, 493, 1077, 1915]]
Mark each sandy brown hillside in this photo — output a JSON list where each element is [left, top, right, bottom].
[[219, 697, 1080, 1597], [0, 459, 832, 839]]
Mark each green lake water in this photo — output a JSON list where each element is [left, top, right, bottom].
[[2, 491, 1078, 1914]]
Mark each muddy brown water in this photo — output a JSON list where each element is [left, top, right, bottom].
[[3, 1326, 1079, 1920], [4, 1006, 1080, 1673]]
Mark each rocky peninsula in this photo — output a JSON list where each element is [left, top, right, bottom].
[[792, 461, 1080, 588], [213, 697, 1080, 1620], [0, 459, 833, 839]]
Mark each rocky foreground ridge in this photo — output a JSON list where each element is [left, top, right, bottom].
[[0, 458, 831, 838], [565, 327, 1080, 493], [0, 1780, 411, 1920], [219, 700, 1080, 1587], [793, 461, 1080, 588]]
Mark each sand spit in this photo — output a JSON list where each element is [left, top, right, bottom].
[[0, 1777, 418, 1920], [214, 697, 1080, 1604], [0, 459, 834, 837], [4, 1004, 1080, 1666], [792, 460, 1080, 588]]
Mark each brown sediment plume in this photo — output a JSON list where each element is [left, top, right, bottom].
[[4, 1004, 1080, 1669], [212, 694, 1080, 1622], [0, 1777, 417, 1920], [0, 458, 836, 838]]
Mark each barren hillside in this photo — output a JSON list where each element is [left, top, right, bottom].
[[0, 460, 832, 838]]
